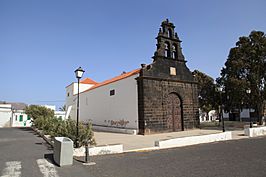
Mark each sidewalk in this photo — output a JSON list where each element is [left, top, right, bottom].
[[93, 128, 247, 152]]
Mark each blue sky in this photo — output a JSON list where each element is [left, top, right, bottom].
[[0, 0, 265, 109]]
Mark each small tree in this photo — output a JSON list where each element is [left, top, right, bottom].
[[59, 105, 66, 111], [25, 105, 54, 121], [193, 70, 219, 118], [25, 105, 54, 130]]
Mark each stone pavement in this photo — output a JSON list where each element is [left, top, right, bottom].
[[93, 128, 248, 151]]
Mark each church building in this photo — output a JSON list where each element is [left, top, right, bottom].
[[65, 19, 199, 135]]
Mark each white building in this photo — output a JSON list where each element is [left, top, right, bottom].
[[0, 104, 12, 127], [54, 111, 66, 120], [223, 109, 255, 121], [200, 108, 256, 123], [66, 69, 140, 130], [199, 110, 218, 122], [0, 102, 32, 127], [42, 105, 66, 120], [11, 110, 31, 127], [10, 102, 31, 127]]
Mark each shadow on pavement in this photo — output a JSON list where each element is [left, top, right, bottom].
[[44, 153, 59, 167]]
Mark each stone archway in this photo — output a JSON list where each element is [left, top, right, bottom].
[[165, 93, 183, 132]]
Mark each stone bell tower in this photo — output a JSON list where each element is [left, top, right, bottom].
[[137, 19, 199, 135], [154, 19, 185, 61]]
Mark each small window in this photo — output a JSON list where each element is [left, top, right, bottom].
[[110, 89, 115, 96], [19, 115, 23, 122], [15, 115, 17, 121], [170, 67, 176, 76], [67, 92, 70, 97], [27, 115, 30, 120]]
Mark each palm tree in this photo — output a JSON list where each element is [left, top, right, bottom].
[[59, 105, 66, 111]]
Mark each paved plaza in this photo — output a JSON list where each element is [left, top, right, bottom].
[[93, 126, 248, 151]]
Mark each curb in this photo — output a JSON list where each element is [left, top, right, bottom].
[[31, 127, 54, 147]]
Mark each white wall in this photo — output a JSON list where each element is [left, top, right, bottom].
[[79, 74, 139, 129], [240, 109, 250, 118], [223, 111, 229, 119], [43, 105, 56, 111], [222, 109, 255, 120], [65, 83, 95, 120], [208, 110, 218, 121], [0, 104, 12, 127], [65, 83, 76, 119], [73, 83, 94, 95]]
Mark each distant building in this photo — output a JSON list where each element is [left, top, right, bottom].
[[66, 20, 199, 134], [0, 102, 31, 127], [43, 105, 66, 120], [199, 110, 218, 122]]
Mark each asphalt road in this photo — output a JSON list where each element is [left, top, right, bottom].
[[88, 135, 266, 177], [1, 128, 266, 177], [0, 128, 90, 177]]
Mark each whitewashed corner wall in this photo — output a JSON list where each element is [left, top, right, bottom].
[[65, 83, 95, 120], [79, 74, 139, 129]]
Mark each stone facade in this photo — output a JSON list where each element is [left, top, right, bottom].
[[137, 19, 199, 134]]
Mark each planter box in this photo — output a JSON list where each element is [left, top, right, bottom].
[[244, 126, 266, 137], [155, 132, 232, 149], [74, 144, 123, 156]]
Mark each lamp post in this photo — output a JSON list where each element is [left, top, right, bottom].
[[218, 87, 225, 132], [246, 88, 252, 128], [74, 67, 85, 148]]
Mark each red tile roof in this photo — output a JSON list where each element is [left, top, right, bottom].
[[80, 78, 98, 85], [82, 68, 140, 93]]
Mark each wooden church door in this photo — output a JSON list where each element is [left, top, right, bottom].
[[165, 93, 183, 131]]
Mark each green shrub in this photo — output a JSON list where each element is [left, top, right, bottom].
[[27, 105, 95, 147], [33, 116, 95, 147]]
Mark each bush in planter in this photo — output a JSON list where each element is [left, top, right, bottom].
[[25, 105, 54, 123], [26, 104, 96, 147], [77, 123, 96, 147], [49, 119, 96, 147]]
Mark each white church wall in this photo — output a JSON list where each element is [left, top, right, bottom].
[[79, 74, 139, 129]]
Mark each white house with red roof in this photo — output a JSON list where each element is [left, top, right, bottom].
[[65, 69, 141, 132]]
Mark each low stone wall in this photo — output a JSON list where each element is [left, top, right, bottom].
[[155, 132, 232, 149], [73, 144, 123, 156], [244, 126, 266, 137]]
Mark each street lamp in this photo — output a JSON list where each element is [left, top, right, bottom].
[[246, 88, 252, 128], [74, 67, 85, 148], [218, 87, 225, 132]]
